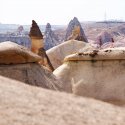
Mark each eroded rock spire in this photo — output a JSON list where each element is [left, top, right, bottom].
[[29, 20, 43, 39], [65, 17, 88, 42], [29, 20, 54, 71]]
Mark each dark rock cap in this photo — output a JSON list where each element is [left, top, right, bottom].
[[29, 20, 43, 39]]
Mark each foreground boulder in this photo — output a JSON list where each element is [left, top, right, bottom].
[[0, 41, 62, 90], [54, 47, 125, 103], [0, 41, 41, 64], [0, 75, 125, 125], [47, 40, 93, 69]]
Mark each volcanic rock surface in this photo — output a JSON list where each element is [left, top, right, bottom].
[[44, 23, 59, 50], [65, 17, 88, 42], [0, 75, 125, 125], [0, 41, 62, 90], [47, 40, 93, 69], [54, 47, 125, 104]]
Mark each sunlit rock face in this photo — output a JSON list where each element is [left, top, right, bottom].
[[44, 23, 59, 50], [54, 47, 125, 104], [29, 20, 54, 71], [65, 17, 88, 42], [47, 40, 93, 69]]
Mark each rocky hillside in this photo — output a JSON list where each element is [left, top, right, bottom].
[[83, 22, 125, 42]]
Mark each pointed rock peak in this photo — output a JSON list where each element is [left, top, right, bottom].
[[71, 17, 80, 25], [73, 17, 78, 21], [46, 23, 51, 29], [65, 17, 88, 42], [29, 20, 43, 39]]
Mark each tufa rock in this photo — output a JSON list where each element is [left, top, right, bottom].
[[29, 20, 54, 71], [44, 23, 59, 50], [29, 20, 43, 39], [54, 47, 125, 104], [0, 75, 125, 125], [47, 40, 93, 69], [97, 31, 113, 45], [0, 41, 41, 64], [0, 41, 62, 90], [38, 48, 54, 71], [17, 25, 24, 34], [65, 17, 88, 42]]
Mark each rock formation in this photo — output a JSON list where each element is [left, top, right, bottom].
[[96, 31, 113, 45], [65, 17, 88, 42], [29, 20, 43, 53], [47, 40, 93, 69], [53, 47, 125, 104], [17, 25, 24, 35], [0, 35, 31, 48], [0, 75, 125, 125], [44, 23, 59, 50], [29, 20, 54, 71], [0, 41, 62, 90]]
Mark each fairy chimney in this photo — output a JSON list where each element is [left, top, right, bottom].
[[29, 20, 43, 54], [65, 17, 88, 42], [29, 20, 54, 71], [68, 26, 85, 41]]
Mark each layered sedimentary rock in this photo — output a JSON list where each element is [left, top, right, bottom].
[[29, 20, 54, 71], [44, 23, 59, 50], [0, 75, 125, 125], [47, 40, 93, 69], [0, 42, 62, 90], [65, 17, 88, 42], [54, 47, 125, 104]]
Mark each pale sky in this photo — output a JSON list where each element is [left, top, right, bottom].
[[0, 0, 125, 25]]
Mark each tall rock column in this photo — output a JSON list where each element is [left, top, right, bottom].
[[44, 23, 59, 50], [29, 20, 54, 71], [65, 17, 88, 42]]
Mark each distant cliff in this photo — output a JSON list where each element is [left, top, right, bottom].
[[0, 35, 31, 48]]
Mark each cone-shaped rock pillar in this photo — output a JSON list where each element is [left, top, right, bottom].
[[29, 20, 54, 71]]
